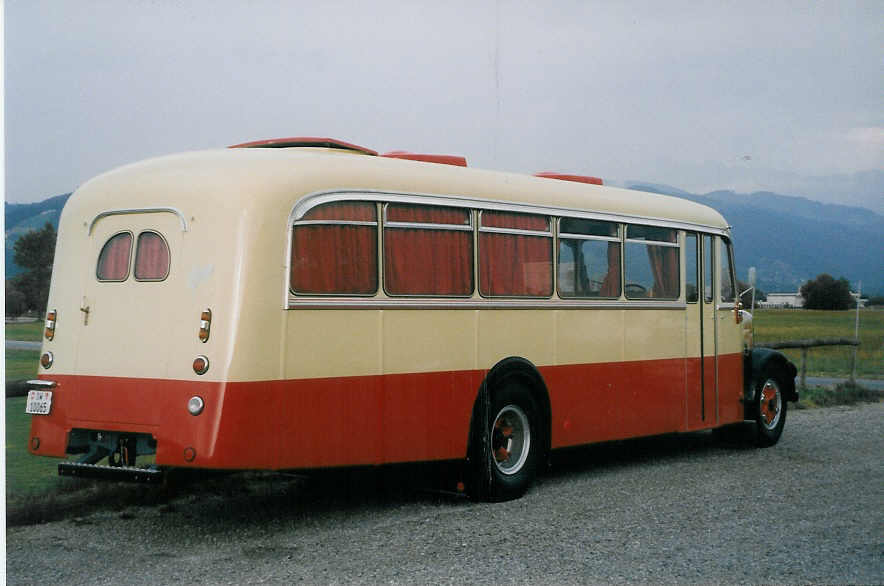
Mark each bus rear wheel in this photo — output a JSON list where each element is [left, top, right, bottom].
[[754, 367, 788, 447], [469, 382, 540, 501]]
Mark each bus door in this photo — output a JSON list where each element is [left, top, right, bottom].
[[70, 210, 186, 424], [685, 232, 717, 429]]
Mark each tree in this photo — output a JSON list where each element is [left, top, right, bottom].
[[10, 222, 57, 314], [799, 273, 855, 310]]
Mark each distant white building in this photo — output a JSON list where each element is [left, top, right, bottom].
[[758, 292, 804, 309]]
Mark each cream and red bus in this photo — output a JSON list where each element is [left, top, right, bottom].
[[26, 137, 797, 500]]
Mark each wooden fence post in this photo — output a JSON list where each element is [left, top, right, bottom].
[[800, 348, 807, 389]]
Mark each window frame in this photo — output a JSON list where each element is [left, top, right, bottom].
[[478, 209, 554, 298], [623, 224, 680, 300], [382, 203, 475, 298], [289, 201, 379, 297], [95, 231, 134, 283], [133, 230, 171, 282], [556, 218, 622, 299]]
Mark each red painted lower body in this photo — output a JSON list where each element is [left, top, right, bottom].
[[30, 354, 744, 470]]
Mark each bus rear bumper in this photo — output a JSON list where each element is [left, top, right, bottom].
[[58, 461, 164, 483]]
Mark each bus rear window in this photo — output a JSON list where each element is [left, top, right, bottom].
[[96, 232, 132, 281], [479, 211, 552, 297], [134, 231, 170, 281], [290, 202, 378, 295]]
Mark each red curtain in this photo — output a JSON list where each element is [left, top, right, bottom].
[[96, 233, 132, 281], [599, 242, 621, 297], [384, 204, 472, 295], [387, 204, 469, 225], [647, 245, 679, 298], [134, 232, 170, 280], [385, 230, 472, 295], [479, 211, 551, 296], [291, 203, 377, 294], [480, 234, 552, 296]]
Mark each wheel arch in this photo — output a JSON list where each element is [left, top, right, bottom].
[[745, 347, 799, 403], [466, 356, 552, 465]]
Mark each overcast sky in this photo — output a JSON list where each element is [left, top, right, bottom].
[[5, 1, 883, 212]]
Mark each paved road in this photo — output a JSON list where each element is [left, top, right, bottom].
[[805, 375, 884, 390], [7, 402, 883, 584], [6, 340, 41, 351]]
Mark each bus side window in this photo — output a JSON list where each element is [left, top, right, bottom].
[[479, 211, 552, 297], [383, 204, 473, 296], [685, 233, 698, 302], [720, 237, 736, 303], [624, 225, 679, 299], [290, 201, 378, 295], [557, 218, 621, 298], [703, 234, 714, 303], [96, 231, 133, 281]]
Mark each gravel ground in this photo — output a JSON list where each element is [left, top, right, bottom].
[[7, 402, 883, 585]]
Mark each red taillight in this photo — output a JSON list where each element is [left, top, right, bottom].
[[198, 309, 212, 342], [193, 355, 209, 375], [44, 309, 57, 341]]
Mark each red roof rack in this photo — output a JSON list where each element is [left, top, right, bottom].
[[534, 172, 603, 185], [381, 151, 467, 167], [228, 137, 378, 155]]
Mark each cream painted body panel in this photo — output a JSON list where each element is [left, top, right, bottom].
[[42, 147, 733, 387]]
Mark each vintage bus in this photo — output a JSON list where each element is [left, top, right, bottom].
[[26, 137, 797, 500]]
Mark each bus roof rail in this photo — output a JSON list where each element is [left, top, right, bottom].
[[228, 137, 378, 155], [381, 151, 468, 167], [534, 172, 603, 185]]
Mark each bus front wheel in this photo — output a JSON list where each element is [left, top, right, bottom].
[[754, 367, 788, 447], [469, 382, 540, 501]]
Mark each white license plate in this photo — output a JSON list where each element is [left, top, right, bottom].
[[25, 390, 53, 415]]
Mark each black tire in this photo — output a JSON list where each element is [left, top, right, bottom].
[[468, 381, 541, 502], [754, 366, 788, 447]]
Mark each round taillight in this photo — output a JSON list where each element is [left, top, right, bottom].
[[192, 355, 209, 375], [187, 396, 205, 416], [40, 351, 54, 369]]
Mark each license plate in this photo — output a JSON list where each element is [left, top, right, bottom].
[[25, 390, 53, 415]]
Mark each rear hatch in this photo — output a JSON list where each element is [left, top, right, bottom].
[[67, 210, 187, 425]]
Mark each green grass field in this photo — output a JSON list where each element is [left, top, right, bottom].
[[753, 309, 883, 379], [5, 396, 67, 499], [6, 349, 40, 380], [5, 320, 43, 342]]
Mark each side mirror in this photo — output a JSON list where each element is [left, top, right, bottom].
[[748, 267, 757, 287]]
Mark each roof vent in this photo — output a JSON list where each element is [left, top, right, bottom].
[[228, 137, 377, 155], [381, 151, 467, 167], [534, 172, 603, 185]]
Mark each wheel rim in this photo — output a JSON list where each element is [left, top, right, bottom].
[[491, 404, 531, 476], [759, 379, 782, 430]]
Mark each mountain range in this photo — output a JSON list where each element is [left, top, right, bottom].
[[5, 186, 883, 295]]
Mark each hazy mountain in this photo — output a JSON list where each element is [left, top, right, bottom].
[[6, 187, 883, 295], [5, 193, 70, 277], [627, 182, 883, 295]]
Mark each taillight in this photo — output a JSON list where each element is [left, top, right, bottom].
[[44, 309, 57, 340], [193, 355, 210, 375], [198, 308, 212, 342], [40, 351, 54, 369]]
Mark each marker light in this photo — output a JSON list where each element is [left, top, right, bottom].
[[192, 355, 210, 375], [40, 351, 54, 369], [187, 396, 205, 416], [198, 308, 212, 342], [44, 309, 57, 340]]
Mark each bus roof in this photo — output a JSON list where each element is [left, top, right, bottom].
[[75, 146, 730, 233]]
